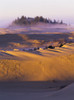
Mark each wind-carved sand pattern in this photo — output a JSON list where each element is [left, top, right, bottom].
[[0, 25, 74, 100]]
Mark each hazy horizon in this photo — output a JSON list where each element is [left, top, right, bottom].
[[0, 0, 74, 27]]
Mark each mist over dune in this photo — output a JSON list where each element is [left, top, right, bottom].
[[7, 16, 69, 32], [0, 16, 74, 37], [0, 23, 74, 35]]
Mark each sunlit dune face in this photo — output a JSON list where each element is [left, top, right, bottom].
[[0, 43, 73, 81]]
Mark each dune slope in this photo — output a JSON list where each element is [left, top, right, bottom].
[[0, 45, 74, 81]]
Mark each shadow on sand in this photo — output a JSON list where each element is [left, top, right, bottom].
[[0, 80, 73, 92]]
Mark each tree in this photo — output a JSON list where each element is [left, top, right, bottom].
[[60, 20, 63, 24], [12, 16, 65, 26], [39, 16, 44, 22], [53, 19, 57, 24], [34, 16, 40, 22]]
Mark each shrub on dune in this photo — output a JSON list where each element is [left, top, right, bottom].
[[48, 45, 55, 49]]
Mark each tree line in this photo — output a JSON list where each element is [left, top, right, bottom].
[[12, 16, 65, 25]]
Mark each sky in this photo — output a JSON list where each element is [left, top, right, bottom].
[[0, 0, 74, 27]]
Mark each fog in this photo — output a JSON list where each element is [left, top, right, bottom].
[[0, 17, 74, 35], [0, 20, 74, 29], [0, 19, 13, 28]]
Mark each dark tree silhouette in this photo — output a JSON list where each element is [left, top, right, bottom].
[[53, 19, 57, 24], [60, 20, 63, 24], [12, 16, 65, 26]]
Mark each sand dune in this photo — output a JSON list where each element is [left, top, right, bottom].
[[0, 33, 73, 50], [0, 81, 73, 100], [0, 47, 74, 99], [0, 26, 74, 100], [0, 43, 74, 81]]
